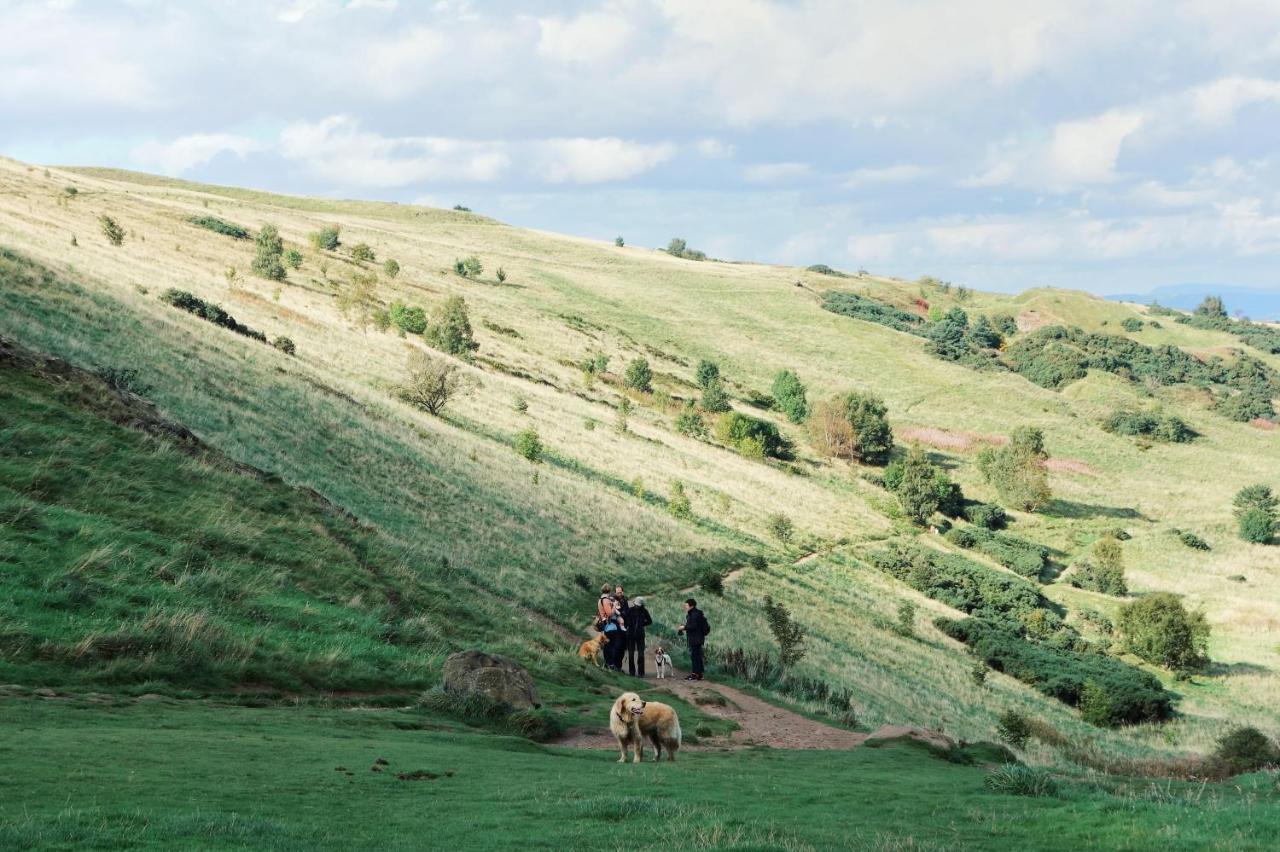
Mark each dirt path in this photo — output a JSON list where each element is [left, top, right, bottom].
[[554, 666, 867, 753]]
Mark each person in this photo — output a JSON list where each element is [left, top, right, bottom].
[[623, 595, 653, 677], [676, 597, 710, 681], [610, 585, 631, 671], [597, 584, 625, 671]]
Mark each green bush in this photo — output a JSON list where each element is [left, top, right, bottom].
[[383, 259, 400, 278], [1213, 726, 1280, 776], [514, 428, 542, 462], [160, 289, 266, 343], [699, 568, 724, 595], [425, 296, 477, 357], [251, 223, 286, 281], [821, 291, 926, 335], [624, 358, 652, 392], [665, 237, 706, 261], [996, 710, 1031, 749], [1121, 317, 1143, 332], [1102, 409, 1195, 442], [350, 243, 376, 263], [771, 369, 809, 423], [271, 336, 296, 356], [695, 359, 720, 389], [700, 377, 731, 413], [675, 404, 706, 438], [388, 302, 428, 335], [944, 526, 1048, 578], [1117, 593, 1209, 671], [868, 543, 1043, 624], [309, 226, 341, 251], [1239, 509, 1275, 544], [964, 502, 1007, 530], [896, 443, 940, 525], [1179, 531, 1210, 550], [763, 596, 806, 667], [714, 412, 787, 459], [462, 255, 483, 278], [984, 765, 1059, 798], [977, 427, 1052, 512], [99, 215, 124, 246], [187, 215, 249, 240], [284, 249, 303, 270], [766, 513, 794, 543], [1234, 485, 1276, 544], [668, 481, 692, 520], [1069, 561, 1127, 596], [843, 392, 894, 463]]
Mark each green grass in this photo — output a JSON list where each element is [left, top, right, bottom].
[[1, 699, 1276, 851]]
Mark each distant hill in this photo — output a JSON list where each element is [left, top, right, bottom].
[[1110, 283, 1280, 321]]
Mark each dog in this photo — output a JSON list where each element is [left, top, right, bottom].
[[654, 645, 673, 679], [609, 691, 647, 763], [637, 700, 682, 762], [578, 632, 609, 667]]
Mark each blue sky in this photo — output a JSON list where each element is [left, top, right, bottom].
[[5, 0, 1280, 296]]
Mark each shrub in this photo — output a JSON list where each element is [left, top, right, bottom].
[[965, 503, 1007, 530], [868, 543, 1043, 624], [675, 404, 707, 438], [284, 249, 303, 270], [388, 302, 428, 335], [425, 296, 477, 357], [336, 272, 380, 330], [984, 765, 1058, 798], [93, 365, 152, 396], [1070, 561, 1127, 596], [895, 444, 940, 525], [159, 289, 266, 343], [1102, 409, 1195, 442], [896, 601, 916, 636], [933, 471, 965, 518], [1239, 509, 1275, 544], [350, 243, 376, 263], [252, 223, 286, 281], [99, 215, 124, 246], [946, 526, 1048, 578], [699, 568, 724, 595], [668, 481, 692, 520], [453, 204, 471, 212], [748, 554, 768, 571], [1118, 593, 1209, 671], [400, 350, 469, 416], [844, 392, 893, 463], [665, 237, 706, 260], [1196, 295, 1227, 318], [624, 358, 653, 392], [766, 513, 794, 543], [695, 359, 720, 389], [977, 427, 1052, 512], [614, 236, 624, 247], [700, 377, 731, 413], [714, 412, 787, 459], [993, 314, 1018, 337], [495, 267, 506, 283], [462, 255, 483, 278], [763, 596, 806, 667], [1121, 317, 1144, 332], [1234, 485, 1277, 544], [383, 259, 400, 278], [271, 336, 296, 356], [1213, 726, 1280, 776], [771, 370, 809, 423], [821, 291, 926, 335], [309, 226, 341, 251], [187, 215, 249, 240], [1178, 531, 1210, 551], [515, 428, 542, 462], [996, 710, 1031, 749], [971, 662, 988, 686]]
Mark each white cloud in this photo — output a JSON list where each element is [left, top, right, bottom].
[[846, 233, 898, 263], [278, 1, 322, 24], [348, 0, 399, 10], [537, 10, 634, 64], [534, 138, 675, 183], [743, 162, 812, 183], [1047, 108, 1144, 184], [131, 133, 260, 175], [695, 138, 735, 158], [1189, 77, 1280, 125], [842, 164, 931, 189]]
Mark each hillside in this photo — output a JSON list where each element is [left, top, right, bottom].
[[2, 155, 1278, 773]]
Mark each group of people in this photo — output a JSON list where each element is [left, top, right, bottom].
[[595, 584, 710, 681]]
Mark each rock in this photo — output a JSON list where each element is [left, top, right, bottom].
[[34, 687, 59, 699], [373, 757, 388, 766], [441, 650, 541, 710], [866, 725, 956, 752]]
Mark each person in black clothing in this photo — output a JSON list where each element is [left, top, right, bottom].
[[608, 585, 631, 671], [676, 598, 709, 681], [623, 596, 653, 677]]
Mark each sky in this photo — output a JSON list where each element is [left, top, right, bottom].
[[4, 0, 1280, 296]]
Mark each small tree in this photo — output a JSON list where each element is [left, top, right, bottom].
[[695, 359, 721, 389], [666, 237, 687, 257], [771, 369, 809, 423], [271, 336, 296, 356], [336, 272, 379, 330], [763, 596, 807, 668], [675, 403, 707, 438], [99, 215, 125, 246], [495, 267, 506, 284], [668, 481, 692, 520], [400, 349, 469, 415], [252, 223, 286, 281], [615, 236, 624, 247], [896, 443, 940, 525], [978, 426, 1052, 512], [767, 513, 794, 543], [463, 255, 483, 278], [700, 377, 731, 413], [350, 243, 376, 263], [1117, 593, 1209, 672], [383, 258, 400, 278], [624, 358, 653, 392], [808, 399, 856, 460], [1195, 295, 1227, 318], [844, 392, 894, 464], [388, 302, 427, 335], [996, 710, 1031, 750], [425, 296, 477, 357], [285, 249, 303, 270], [309, 225, 340, 251], [515, 428, 543, 462], [1234, 484, 1277, 544], [896, 601, 916, 636], [615, 396, 632, 433]]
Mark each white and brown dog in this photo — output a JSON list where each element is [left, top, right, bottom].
[[654, 645, 673, 679]]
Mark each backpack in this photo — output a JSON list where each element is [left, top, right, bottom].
[[699, 611, 711, 636]]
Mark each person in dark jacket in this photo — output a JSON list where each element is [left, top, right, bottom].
[[676, 598, 709, 681], [608, 585, 631, 670], [623, 596, 653, 677]]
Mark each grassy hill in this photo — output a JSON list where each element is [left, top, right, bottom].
[[1, 155, 1278, 784]]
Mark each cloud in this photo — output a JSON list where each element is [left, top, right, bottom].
[[131, 133, 261, 175], [965, 108, 1144, 190], [695, 138, 735, 158], [743, 162, 812, 183], [846, 233, 899, 263], [1189, 77, 1280, 125], [842, 164, 931, 189], [537, 9, 634, 64], [534, 137, 675, 183]]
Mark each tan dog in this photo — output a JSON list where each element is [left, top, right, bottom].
[[637, 700, 682, 761], [578, 633, 609, 667], [610, 692, 646, 763]]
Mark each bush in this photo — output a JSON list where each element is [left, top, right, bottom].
[[1121, 317, 1144, 332], [252, 224, 286, 281], [1118, 593, 1209, 671], [771, 370, 809, 423], [624, 358, 652, 392], [812, 392, 893, 464], [1239, 509, 1275, 544], [821, 291, 926, 335], [159, 289, 266, 343], [336, 272, 379, 330], [1213, 726, 1280, 776], [350, 243, 376, 263], [714, 412, 787, 459], [896, 601, 916, 636], [462, 255, 483, 278], [996, 711, 1031, 749], [984, 765, 1058, 797], [1179, 531, 1210, 550], [515, 428, 542, 462], [271, 336, 296, 356], [868, 543, 1043, 624], [668, 481, 692, 520], [309, 226, 341, 251], [1102, 409, 1195, 442], [896, 444, 940, 525], [945, 526, 1048, 578], [400, 350, 469, 416], [1234, 485, 1277, 544], [614, 236, 624, 247], [700, 377, 731, 413], [425, 296, 477, 357], [93, 365, 152, 396], [695, 359, 720, 389], [665, 237, 705, 260], [187, 215, 249, 240], [766, 513, 794, 543], [675, 404, 707, 438], [977, 427, 1052, 512], [965, 502, 1007, 530], [99, 215, 124, 246], [284, 249, 303, 270], [383, 259, 400, 278], [388, 302, 428, 335], [1070, 561, 1127, 596], [699, 568, 724, 595], [763, 596, 806, 667], [495, 267, 506, 283]]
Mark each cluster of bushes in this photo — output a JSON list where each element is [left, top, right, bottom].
[[821, 291, 926, 335], [936, 617, 1173, 726], [1175, 295, 1280, 355], [924, 308, 1005, 368], [964, 502, 1007, 530], [944, 526, 1048, 578], [867, 543, 1044, 624], [808, 391, 894, 464], [665, 237, 706, 261], [1121, 317, 1144, 332], [160, 289, 267, 344], [187, 215, 249, 240], [713, 411, 789, 459], [1069, 560, 1127, 596], [1102, 409, 1196, 442], [805, 264, 849, 277]]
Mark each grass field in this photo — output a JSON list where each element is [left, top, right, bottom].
[[1, 153, 1278, 777]]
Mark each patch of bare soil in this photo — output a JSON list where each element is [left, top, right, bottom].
[[1045, 457, 1100, 476], [898, 426, 1006, 453]]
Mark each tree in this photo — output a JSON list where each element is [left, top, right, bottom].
[[666, 237, 687, 256], [1196, 295, 1227, 318], [388, 301, 427, 335], [1118, 593, 1209, 672], [336, 272, 379, 330], [515, 428, 543, 462], [252, 223, 286, 281], [932, 470, 965, 517], [808, 399, 856, 460], [844, 392, 894, 464], [668, 481, 692, 520], [978, 427, 1052, 512], [771, 369, 809, 423], [695, 359, 721, 389], [99, 215, 125, 246], [675, 403, 707, 438], [400, 349, 469, 415], [700, 377, 731, 413], [767, 513, 794, 543], [350, 243, 376, 263], [309, 225, 340, 251], [896, 444, 940, 525], [624, 358, 652, 392], [970, 315, 1002, 349], [763, 596, 806, 667], [614, 236, 624, 247], [1234, 484, 1277, 544], [383, 259, 400, 278], [425, 295, 477, 357]]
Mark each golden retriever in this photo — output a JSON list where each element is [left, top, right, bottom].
[[610, 691, 646, 763], [578, 632, 609, 667], [637, 700, 682, 761]]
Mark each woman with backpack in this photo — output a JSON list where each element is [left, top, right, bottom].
[[596, 584, 625, 671]]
